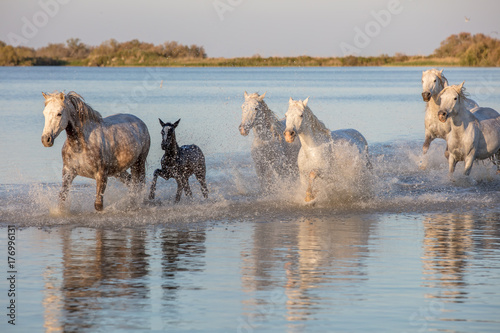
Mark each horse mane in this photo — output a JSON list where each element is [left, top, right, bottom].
[[438, 84, 470, 103], [303, 105, 331, 136], [247, 93, 284, 140], [66, 91, 103, 124], [259, 100, 285, 139]]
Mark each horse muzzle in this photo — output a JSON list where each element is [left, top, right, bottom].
[[41, 134, 54, 147], [239, 124, 249, 136], [422, 92, 431, 102], [437, 110, 448, 123], [283, 130, 296, 143]]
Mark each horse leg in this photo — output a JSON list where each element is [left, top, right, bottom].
[[495, 151, 500, 174], [183, 177, 193, 198], [422, 133, 433, 155], [59, 167, 76, 210], [149, 169, 167, 200], [464, 151, 476, 176], [305, 170, 318, 202], [117, 171, 132, 186], [195, 167, 209, 199], [174, 178, 184, 203], [421, 133, 434, 170], [448, 155, 458, 181], [95, 172, 108, 211], [131, 157, 146, 191], [444, 144, 450, 160]]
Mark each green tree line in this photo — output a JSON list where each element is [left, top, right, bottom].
[[1, 33, 500, 67], [0, 38, 207, 66]]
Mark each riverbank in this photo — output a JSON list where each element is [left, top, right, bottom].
[[2, 54, 461, 67], [72, 55, 460, 67]]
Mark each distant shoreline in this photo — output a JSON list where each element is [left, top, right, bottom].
[[2, 33, 498, 67], [0, 56, 461, 68]]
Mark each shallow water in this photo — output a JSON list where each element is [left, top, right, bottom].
[[1, 67, 500, 332]]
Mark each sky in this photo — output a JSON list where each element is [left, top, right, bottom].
[[1, 0, 499, 58]]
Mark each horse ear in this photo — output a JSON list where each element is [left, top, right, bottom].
[[244, 91, 248, 99], [258, 91, 266, 101], [42, 92, 48, 99], [457, 81, 465, 93], [303, 97, 309, 107], [436, 70, 443, 80], [159, 118, 166, 127], [58, 92, 65, 101], [174, 119, 181, 128], [289, 97, 294, 104]]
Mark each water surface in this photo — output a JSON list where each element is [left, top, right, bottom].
[[1, 67, 499, 332]]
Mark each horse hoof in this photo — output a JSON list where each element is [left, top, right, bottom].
[[305, 192, 315, 203], [304, 197, 317, 206], [95, 202, 103, 211]]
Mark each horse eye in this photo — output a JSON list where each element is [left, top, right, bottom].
[[433, 79, 436, 82], [454, 97, 457, 100], [57, 113, 62, 117]]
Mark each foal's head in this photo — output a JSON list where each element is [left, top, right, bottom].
[[159, 118, 180, 150], [421, 69, 448, 102], [239, 91, 267, 136]]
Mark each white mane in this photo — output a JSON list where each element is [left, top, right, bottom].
[[296, 102, 331, 137], [246, 93, 284, 140]]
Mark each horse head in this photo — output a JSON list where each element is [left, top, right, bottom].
[[437, 82, 465, 123], [421, 69, 448, 102], [159, 118, 180, 151], [41, 91, 71, 147], [284, 97, 309, 143], [239, 91, 266, 136]]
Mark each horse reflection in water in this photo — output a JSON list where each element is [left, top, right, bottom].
[[40, 91, 150, 211], [41, 229, 150, 332], [41, 227, 207, 331], [149, 119, 209, 202], [239, 216, 375, 324], [239, 92, 300, 193], [284, 97, 371, 203]]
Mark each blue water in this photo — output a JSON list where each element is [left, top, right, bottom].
[[1, 67, 500, 332]]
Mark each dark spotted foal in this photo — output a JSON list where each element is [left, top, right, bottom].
[[149, 119, 208, 202]]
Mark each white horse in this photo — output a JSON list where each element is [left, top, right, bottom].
[[283, 97, 371, 202], [437, 82, 500, 177], [421, 69, 479, 155], [239, 92, 300, 192], [41, 91, 151, 211]]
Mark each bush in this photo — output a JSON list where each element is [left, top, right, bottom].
[[434, 32, 500, 66]]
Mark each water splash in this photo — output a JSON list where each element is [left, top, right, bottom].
[[1, 142, 499, 228]]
